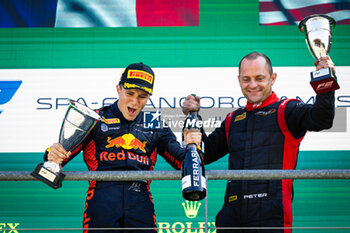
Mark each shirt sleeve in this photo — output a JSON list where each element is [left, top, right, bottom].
[[61, 143, 83, 167], [285, 91, 335, 139], [157, 127, 186, 170], [203, 120, 229, 165]]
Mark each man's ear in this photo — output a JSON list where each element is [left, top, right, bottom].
[[116, 84, 121, 95], [271, 73, 277, 85]]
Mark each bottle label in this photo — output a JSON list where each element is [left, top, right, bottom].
[[182, 175, 191, 189], [201, 176, 207, 189], [182, 175, 207, 190]]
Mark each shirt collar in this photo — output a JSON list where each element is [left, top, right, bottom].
[[111, 100, 125, 120], [246, 92, 279, 111]]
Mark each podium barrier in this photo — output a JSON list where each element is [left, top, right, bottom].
[[1, 169, 350, 232]]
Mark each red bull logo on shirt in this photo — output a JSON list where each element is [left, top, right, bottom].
[[99, 150, 149, 165], [106, 133, 147, 153]]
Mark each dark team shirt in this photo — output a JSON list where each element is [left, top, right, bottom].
[[203, 91, 335, 165], [46, 101, 185, 172]]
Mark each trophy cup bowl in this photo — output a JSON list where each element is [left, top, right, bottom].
[[31, 99, 102, 189], [298, 14, 339, 94]]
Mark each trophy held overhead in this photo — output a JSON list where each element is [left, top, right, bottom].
[[299, 14, 340, 94]]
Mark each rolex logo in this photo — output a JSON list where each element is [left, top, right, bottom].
[[182, 200, 201, 219]]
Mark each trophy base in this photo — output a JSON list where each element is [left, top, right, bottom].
[[310, 67, 340, 94], [31, 163, 65, 189]]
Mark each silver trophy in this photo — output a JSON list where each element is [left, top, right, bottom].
[[299, 14, 340, 94], [31, 99, 103, 189]]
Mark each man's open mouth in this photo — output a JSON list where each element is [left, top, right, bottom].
[[128, 107, 136, 114]]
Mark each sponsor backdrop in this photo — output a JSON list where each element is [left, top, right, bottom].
[[0, 0, 350, 232]]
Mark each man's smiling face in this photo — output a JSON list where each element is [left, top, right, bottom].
[[238, 56, 277, 105]]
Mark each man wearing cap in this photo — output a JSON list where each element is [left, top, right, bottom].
[[46, 62, 202, 233]]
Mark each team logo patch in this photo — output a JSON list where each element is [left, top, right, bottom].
[[101, 123, 108, 132], [255, 109, 276, 116], [127, 70, 153, 84], [228, 195, 238, 202], [103, 117, 120, 124], [106, 133, 147, 153], [234, 112, 246, 122]]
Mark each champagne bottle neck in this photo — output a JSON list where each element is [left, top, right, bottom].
[[185, 111, 200, 131], [186, 143, 197, 150], [188, 111, 198, 117]]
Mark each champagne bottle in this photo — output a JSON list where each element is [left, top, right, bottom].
[[181, 109, 206, 201]]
